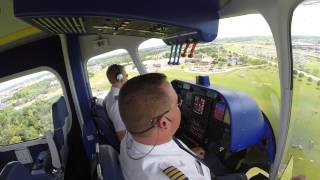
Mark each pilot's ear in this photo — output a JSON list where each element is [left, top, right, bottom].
[[157, 117, 169, 129]]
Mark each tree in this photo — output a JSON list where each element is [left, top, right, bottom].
[[240, 56, 248, 64], [0, 98, 54, 146], [209, 53, 218, 59], [293, 69, 298, 75], [317, 80, 320, 86], [308, 77, 313, 82], [88, 71, 95, 78], [299, 72, 304, 78]]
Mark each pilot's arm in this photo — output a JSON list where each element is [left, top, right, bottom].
[[107, 100, 126, 141]]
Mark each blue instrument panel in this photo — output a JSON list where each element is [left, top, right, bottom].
[[172, 80, 276, 163]]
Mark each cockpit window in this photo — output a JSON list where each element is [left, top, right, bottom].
[[138, 39, 198, 81], [279, 0, 320, 178], [87, 49, 139, 97], [138, 14, 280, 139], [0, 71, 63, 146]]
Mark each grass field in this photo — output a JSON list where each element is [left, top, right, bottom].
[[280, 76, 320, 179]]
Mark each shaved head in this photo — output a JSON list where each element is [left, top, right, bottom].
[[119, 73, 172, 135]]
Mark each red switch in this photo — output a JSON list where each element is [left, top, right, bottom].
[[188, 41, 198, 58], [181, 42, 190, 57]]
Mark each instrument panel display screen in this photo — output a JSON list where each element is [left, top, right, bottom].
[[214, 102, 226, 121], [193, 95, 206, 115]]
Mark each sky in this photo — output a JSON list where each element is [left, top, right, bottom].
[[2, 1, 320, 92], [292, 2, 320, 36], [138, 2, 320, 46], [216, 14, 272, 38], [0, 71, 49, 93]]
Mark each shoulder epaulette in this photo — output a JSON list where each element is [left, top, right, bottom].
[[162, 166, 189, 180]]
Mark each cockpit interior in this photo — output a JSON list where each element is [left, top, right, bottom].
[[2, 0, 313, 179]]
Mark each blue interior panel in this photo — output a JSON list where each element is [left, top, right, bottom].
[[14, 0, 220, 43], [213, 87, 266, 151], [66, 35, 97, 157]]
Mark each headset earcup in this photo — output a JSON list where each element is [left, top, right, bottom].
[[116, 73, 124, 81]]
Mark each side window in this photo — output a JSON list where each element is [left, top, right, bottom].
[[139, 14, 280, 138], [0, 71, 64, 146], [87, 49, 139, 97], [279, 1, 320, 178]]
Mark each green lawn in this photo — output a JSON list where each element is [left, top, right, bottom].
[[304, 58, 320, 77], [279, 76, 320, 179]]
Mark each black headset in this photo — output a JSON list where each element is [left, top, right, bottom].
[[128, 110, 170, 134]]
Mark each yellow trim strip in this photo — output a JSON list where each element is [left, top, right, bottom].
[[0, 27, 41, 46], [246, 167, 269, 179]]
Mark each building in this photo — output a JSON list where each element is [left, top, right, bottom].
[[227, 56, 243, 65], [185, 53, 214, 64]]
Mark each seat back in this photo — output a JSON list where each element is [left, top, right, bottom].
[[97, 145, 124, 180], [91, 98, 120, 151], [52, 96, 71, 168], [0, 161, 36, 180]]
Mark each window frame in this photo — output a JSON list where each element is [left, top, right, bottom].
[[0, 66, 72, 146]]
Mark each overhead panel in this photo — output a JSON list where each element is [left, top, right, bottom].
[[13, 0, 223, 44], [29, 16, 190, 39]]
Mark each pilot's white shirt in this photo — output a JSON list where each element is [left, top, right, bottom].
[[119, 133, 211, 180], [104, 87, 126, 132]]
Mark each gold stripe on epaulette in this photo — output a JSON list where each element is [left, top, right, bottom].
[[171, 171, 183, 179], [168, 169, 179, 177], [176, 174, 188, 180], [164, 166, 176, 174], [163, 166, 188, 180]]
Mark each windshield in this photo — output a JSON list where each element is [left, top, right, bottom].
[[139, 14, 280, 140]]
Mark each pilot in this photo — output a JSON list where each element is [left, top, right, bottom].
[[104, 64, 128, 140], [118, 73, 212, 180]]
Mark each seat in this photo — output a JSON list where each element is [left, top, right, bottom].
[[91, 98, 120, 152], [0, 161, 36, 180], [51, 96, 71, 168], [33, 96, 70, 178], [96, 144, 124, 180], [29, 96, 70, 179]]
